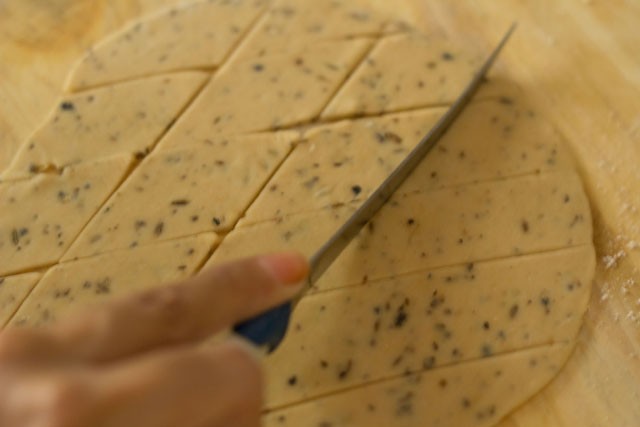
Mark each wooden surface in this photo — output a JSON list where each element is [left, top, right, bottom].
[[1, 0, 638, 426]]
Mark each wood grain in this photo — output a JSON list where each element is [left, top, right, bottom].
[[0, 1, 638, 426]]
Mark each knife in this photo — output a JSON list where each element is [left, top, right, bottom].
[[234, 23, 517, 353]]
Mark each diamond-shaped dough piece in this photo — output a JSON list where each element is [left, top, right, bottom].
[[399, 96, 575, 193], [265, 245, 594, 408], [207, 171, 592, 292], [205, 203, 356, 270], [0, 272, 41, 327], [158, 39, 372, 147], [3, 72, 208, 180], [10, 233, 217, 327], [63, 133, 296, 261], [264, 343, 573, 427], [0, 155, 134, 276], [235, 0, 389, 60], [242, 97, 574, 225], [240, 108, 443, 225], [66, 0, 267, 91], [322, 33, 484, 119]]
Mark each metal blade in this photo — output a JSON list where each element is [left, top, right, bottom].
[[306, 23, 517, 288]]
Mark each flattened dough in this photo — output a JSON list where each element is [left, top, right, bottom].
[[11, 233, 217, 327], [208, 171, 592, 292], [265, 246, 594, 408], [235, 0, 389, 60], [318, 171, 591, 291], [0, 272, 41, 327], [63, 133, 295, 261], [398, 95, 574, 193], [3, 1, 597, 426], [264, 343, 574, 427], [3, 72, 208, 180], [66, 0, 267, 91], [0, 155, 133, 276], [206, 203, 355, 269], [322, 33, 482, 119], [241, 108, 444, 225], [242, 97, 574, 225], [158, 39, 372, 147]]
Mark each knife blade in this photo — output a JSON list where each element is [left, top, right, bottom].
[[234, 23, 517, 352]]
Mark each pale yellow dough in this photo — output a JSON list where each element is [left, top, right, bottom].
[[208, 171, 592, 292], [158, 38, 372, 146], [66, 0, 267, 91], [206, 203, 355, 270], [2, 2, 596, 426], [0, 272, 41, 327], [63, 133, 296, 261], [240, 108, 444, 225], [11, 233, 217, 327], [242, 97, 574, 225], [322, 33, 482, 119], [0, 155, 133, 276], [264, 343, 574, 427], [234, 0, 391, 60], [3, 72, 208, 180], [264, 245, 594, 408]]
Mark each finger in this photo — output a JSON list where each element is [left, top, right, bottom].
[[0, 328, 62, 365], [91, 339, 263, 427], [46, 252, 308, 363], [0, 367, 96, 427]]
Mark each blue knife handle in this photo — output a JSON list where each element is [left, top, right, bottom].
[[233, 302, 292, 353]]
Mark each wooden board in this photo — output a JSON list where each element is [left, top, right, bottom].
[[0, 1, 638, 425]]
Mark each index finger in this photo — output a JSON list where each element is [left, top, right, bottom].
[[16, 253, 307, 364]]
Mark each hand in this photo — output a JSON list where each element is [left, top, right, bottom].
[[0, 253, 308, 427]]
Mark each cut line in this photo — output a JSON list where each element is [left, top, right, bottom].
[[303, 243, 594, 299], [263, 341, 571, 413], [236, 167, 579, 229]]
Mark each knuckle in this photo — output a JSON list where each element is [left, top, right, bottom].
[[0, 329, 35, 362], [59, 307, 117, 353], [140, 285, 189, 317], [136, 285, 193, 337], [43, 379, 83, 413], [37, 377, 90, 427]]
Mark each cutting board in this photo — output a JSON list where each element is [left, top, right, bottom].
[[1, 1, 638, 425]]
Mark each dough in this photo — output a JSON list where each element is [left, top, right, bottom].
[[11, 233, 217, 327], [264, 245, 593, 408], [63, 133, 296, 261], [158, 38, 372, 147], [233, 0, 390, 60], [0, 272, 41, 327], [322, 33, 482, 119], [264, 343, 574, 427], [208, 171, 591, 293], [242, 95, 574, 225], [1, 1, 595, 426], [207, 203, 356, 269], [0, 155, 133, 276], [66, 0, 267, 91], [3, 72, 208, 180], [240, 108, 444, 225]]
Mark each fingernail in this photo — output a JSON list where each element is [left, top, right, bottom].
[[259, 252, 309, 286]]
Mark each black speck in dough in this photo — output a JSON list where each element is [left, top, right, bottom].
[[60, 101, 75, 111]]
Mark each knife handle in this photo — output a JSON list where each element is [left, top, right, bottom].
[[233, 302, 292, 353]]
